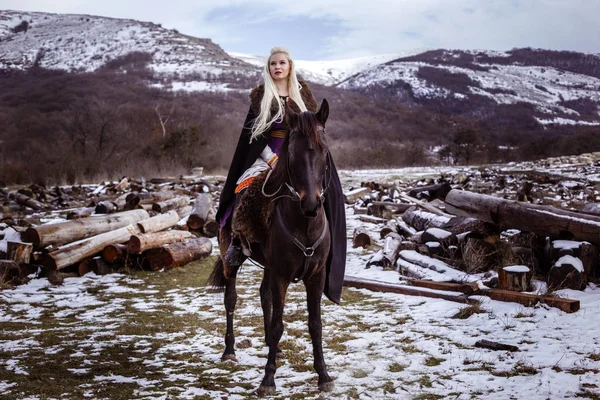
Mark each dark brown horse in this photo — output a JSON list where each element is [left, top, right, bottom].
[[209, 99, 334, 395]]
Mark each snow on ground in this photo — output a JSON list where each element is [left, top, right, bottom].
[[1, 166, 600, 398]]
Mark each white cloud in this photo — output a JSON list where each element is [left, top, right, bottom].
[[5, 0, 600, 60]]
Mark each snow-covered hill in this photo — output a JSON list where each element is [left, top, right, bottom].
[[2, 10, 600, 125], [0, 10, 258, 91], [339, 49, 600, 126], [228, 51, 427, 86]]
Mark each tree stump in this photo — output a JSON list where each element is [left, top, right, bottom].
[[547, 256, 587, 290], [498, 265, 532, 292]]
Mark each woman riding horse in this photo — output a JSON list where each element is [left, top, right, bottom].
[[215, 46, 346, 304]]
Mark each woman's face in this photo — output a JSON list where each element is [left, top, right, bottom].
[[269, 53, 290, 82]]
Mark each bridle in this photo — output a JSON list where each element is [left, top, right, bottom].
[[261, 126, 332, 283]]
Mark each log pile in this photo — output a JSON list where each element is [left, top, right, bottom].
[[0, 172, 223, 285], [343, 172, 600, 312]]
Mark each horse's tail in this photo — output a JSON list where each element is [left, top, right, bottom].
[[207, 257, 226, 292]]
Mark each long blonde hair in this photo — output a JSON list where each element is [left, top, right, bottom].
[[250, 47, 308, 141]]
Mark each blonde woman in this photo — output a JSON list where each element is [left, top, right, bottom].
[[216, 47, 346, 304]]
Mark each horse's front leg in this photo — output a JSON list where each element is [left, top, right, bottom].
[[305, 266, 334, 392], [222, 266, 239, 361], [259, 269, 272, 346], [257, 277, 289, 396]]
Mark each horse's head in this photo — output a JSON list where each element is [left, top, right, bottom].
[[283, 99, 330, 218]]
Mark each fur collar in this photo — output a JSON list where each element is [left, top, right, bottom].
[[249, 80, 318, 115]]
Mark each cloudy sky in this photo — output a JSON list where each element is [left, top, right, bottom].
[[6, 0, 600, 60]]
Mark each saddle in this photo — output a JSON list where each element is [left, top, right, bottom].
[[231, 170, 276, 250]]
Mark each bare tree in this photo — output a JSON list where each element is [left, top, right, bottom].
[[155, 103, 174, 139]]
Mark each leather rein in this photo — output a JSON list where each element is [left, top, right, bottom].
[[261, 133, 332, 283]]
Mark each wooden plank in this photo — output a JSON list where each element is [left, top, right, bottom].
[[480, 289, 580, 313], [343, 277, 478, 305], [409, 280, 480, 295]]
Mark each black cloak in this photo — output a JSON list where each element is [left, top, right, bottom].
[[216, 81, 347, 304]]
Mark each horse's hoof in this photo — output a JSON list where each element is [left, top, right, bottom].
[[318, 381, 335, 392], [221, 353, 237, 362], [256, 385, 276, 396]]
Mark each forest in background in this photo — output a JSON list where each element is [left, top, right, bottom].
[[2, 53, 600, 186]]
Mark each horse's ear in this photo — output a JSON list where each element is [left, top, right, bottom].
[[316, 99, 329, 125], [285, 102, 298, 128]]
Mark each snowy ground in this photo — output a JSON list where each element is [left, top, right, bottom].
[[1, 167, 600, 399]]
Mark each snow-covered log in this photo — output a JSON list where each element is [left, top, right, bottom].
[[402, 207, 453, 231], [498, 265, 532, 292], [445, 189, 600, 247], [344, 187, 370, 204], [547, 256, 587, 290]]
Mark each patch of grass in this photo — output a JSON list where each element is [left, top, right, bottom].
[[589, 353, 600, 361], [575, 390, 600, 399], [518, 339, 536, 345], [452, 304, 487, 319], [413, 393, 444, 400], [567, 368, 600, 375], [382, 381, 396, 394], [424, 356, 445, 367], [492, 361, 538, 377], [402, 345, 421, 354], [389, 362, 407, 373], [352, 369, 371, 379], [415, 374, 433, 388], [513, 311, 536, 318]]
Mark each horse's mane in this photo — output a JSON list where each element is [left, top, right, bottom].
[[269, 111, 327, 186]]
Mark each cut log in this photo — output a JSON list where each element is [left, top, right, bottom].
[[353, 206, 368, 215], [344, 187, 371, 204], [187, 193, 214, 230], [144, 237, 212, 270], [127, 191, 175, 205], [79, 256, 112, 276], [475, 340, 519, 352], [579, 242, 599, 278], [102, 244, 127, 264], [402, 207, 453, 231], [343, 277, 477, 304], [380, 219, 399, 239], [358, 215, 387, 224], [370, 201, 413, 213], [547, 256, 587, 290], [352, 227, 372, 248], [14, 193, 46, 211], [152, 196, 190, 213], [43, 224, 141, 270], [398, 193, 451, 216], [66, 207, 95, 220], [202, 209, 220, 238], [137, 210, 180, 234], [95, 201, 117, 214], [408, 182, 452, 201], [421, 228, 454, 245], [498, 265, 532, 292], [396, 218, 418, 237], [381, 232, 402, 269], [22, 209, 150, 249], [582, 203, 600, 216], [128, 230, 195, 254], [445, 189, 600, 247], [7, 241, 33, 265]]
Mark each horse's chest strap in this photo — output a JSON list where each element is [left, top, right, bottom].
[[275, 204, 328, 283]]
